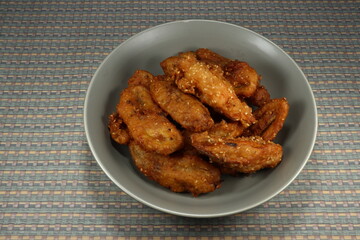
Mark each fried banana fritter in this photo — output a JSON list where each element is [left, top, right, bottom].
[[191, 132, 283, 174], [161, 51, 256, 126], [129, 142, 221, 197], [108, 112, 130, 145], [247, 84, 271, 107], [118, 85, 183, 155], [160, 54, 181, 79], [207, 120, 245, 139], [245, 98, 289, 141], [223, 60, 260, 98], [127, 69, 155, 88], [195, 48, 231, 67], [150, 79, 214, 132], [196, 49, 261, 98]]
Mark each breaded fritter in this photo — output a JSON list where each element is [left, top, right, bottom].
[[245, 98, 289, 141], [127, 70, 155, 88], [108, 112, 130, 145], [195, 48, 231, 67], [161, 51, 256, 126], [196, 49, 261, 98], [129, 142, 221, 197], [247, 84, 271, 107], [160, 55, 184, 79], [150, 79, 214, 132], [207, 120, 245, 139], [223, 60, 260, 98], [191, 132, 283, 174], [118, 85, 183, 155]]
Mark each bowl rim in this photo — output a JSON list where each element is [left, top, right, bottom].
[[84, 19, 318, 218]]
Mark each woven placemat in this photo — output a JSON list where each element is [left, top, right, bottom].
[[1, 0, 359, 239]]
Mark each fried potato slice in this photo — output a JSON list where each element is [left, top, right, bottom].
[[150, 79, 214, 132], [129, 142, 221, 197], [118, 85, 183, 155], [245, 98, 289, 141], [191, 132, 283, 174], [161, 51, 256, 126], [108, 112, 130, 145]]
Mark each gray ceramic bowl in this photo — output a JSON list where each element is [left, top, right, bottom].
[[84, 20, 317, 218]]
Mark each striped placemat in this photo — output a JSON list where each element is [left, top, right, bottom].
[[1, 0, 359, 239]]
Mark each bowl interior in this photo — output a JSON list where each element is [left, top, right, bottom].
[[84, 20, 317, 218]]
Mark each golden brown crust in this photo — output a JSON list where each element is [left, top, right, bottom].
[[162, 51, 256, 126], [207, 120, 245, 139], [118, 85, 184, 155], [127, 70, 155, 88], [195, 48, 231, 67], [160, 56, 183, 80], [223, 60, 260, 98], [244, 98, 289, 141], [149, 79, 214, 132], [247, 84, 271, 107], [196, 49, 261, 98], [129, 142, 221, 197], [191, 132, 283, 174], [108, 112, 130, 145]]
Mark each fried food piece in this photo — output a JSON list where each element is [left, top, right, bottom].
[[191, 132, 283, 174], [160, 55, 183, 79], [195, 48, 231, 67], [196, 49, 261, 98], [207, 120, 245, 139], [161, 51, 256, 126], [150, 79, 214, 132], [129, 142, 221, 196], [195, 120, 247, 175], [213, 163, 241, 176], [118, 85, 183, 155], [245, 98, 289, 141], [161, 50, 225, 81], [223, 60, 260, 98], [181, 129, 197, 148], [247, 85, 271, 107], [127, 70, 155, 88], [108, 112, 130, 145]]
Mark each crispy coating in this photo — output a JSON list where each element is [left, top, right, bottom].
[[150, 79, 214, 132], [207, 120, 245, 139], [127, 70, 155, 88], [108, 112, 130, 145], [160, 56, 183, 79], [129, 142, 221, 197], [118, 85, 183, 155], [191, 132, 283, 174], [196, 49, 261, 98], [195, 48, 231, 67], [245, 98, 289, 141], [161, 51, 256, 126], [247, 85, 271, 107], [213, 163, 241, 176], [223, 60, 260, 98]]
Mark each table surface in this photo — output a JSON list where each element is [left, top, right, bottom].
[[1, 0, 359, 239]]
